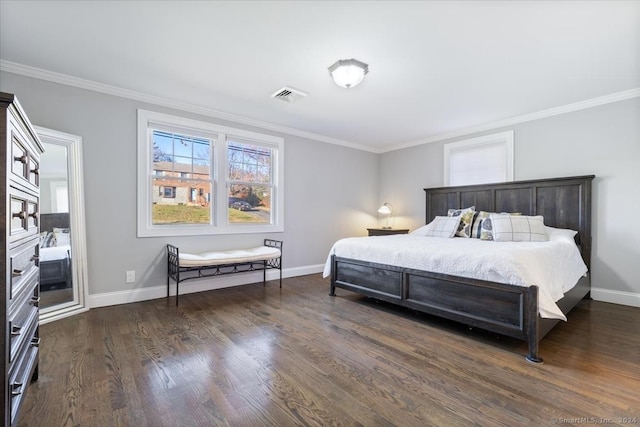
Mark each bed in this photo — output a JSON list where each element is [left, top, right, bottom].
[[325, 175, 594, 363], [39, 213, 72, 289]]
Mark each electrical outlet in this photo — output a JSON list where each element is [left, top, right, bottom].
[[125, 270, 136, 283]]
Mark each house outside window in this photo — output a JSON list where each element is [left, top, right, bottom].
[[137, 110, 284, 237], [151, 130, 212, 224]]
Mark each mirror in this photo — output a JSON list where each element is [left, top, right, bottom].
[[35, 126, 89, 323]]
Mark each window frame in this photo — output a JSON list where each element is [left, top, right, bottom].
[[443, 130, 514, 186], [137, 109, 284, 237]]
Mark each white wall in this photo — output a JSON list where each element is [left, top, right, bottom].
[[3, 70, 638, 309], [1, 71, 379, 304], [379, 97, 640, 307]]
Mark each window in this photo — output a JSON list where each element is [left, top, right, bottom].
[[137, 110, 284, 237], [444, 131, 514, 186], [152, 130, 211, 224], [160, 186, 177, 199], [51, 181, 69, 213], [227, 139, 273, 224]]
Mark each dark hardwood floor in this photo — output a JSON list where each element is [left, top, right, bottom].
[[19, 274, 640, 426]]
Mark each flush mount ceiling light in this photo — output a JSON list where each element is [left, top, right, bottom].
[[328, 58, 369, 89]]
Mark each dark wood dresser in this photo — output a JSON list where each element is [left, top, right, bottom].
[[1, 92, 43, 426]]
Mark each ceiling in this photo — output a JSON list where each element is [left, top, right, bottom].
[[1, 1, 638, 152]]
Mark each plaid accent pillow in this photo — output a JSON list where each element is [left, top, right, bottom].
[[52, 227, 71, 246], [424, 216, 462, 238], [491, 214, 548, 242], [470, 211, 521, 240]]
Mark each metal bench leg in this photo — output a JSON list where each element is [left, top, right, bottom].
[[176, 280, 179, 306]]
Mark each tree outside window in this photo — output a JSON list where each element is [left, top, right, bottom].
[[227, 141, 273, 224]]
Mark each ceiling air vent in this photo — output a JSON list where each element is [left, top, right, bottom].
[[271, 86, 308, 103]]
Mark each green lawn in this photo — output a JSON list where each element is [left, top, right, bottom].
[[153, 204, 210, 224], [152, 204, 266, 224], [229, 209, 266, 223]]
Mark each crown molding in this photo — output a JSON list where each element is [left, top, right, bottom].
[[0, 60, 380, 153], [2, 60, 636, 155], [382, 87, 640, 153]]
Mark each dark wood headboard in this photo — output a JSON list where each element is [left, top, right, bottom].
[[424, 175, 595, 271], [41, 213, 70, 233]]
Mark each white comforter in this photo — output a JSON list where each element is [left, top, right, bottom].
[[40, 245, 71, 262], [323, 230, 587, 320]]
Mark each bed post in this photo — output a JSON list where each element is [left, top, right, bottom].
[[525, 286, 543, 364], [329, 255, 337, 296]]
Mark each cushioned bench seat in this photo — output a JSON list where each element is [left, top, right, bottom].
[[166, 239, 283, 306], [178, 246, 281, 267]]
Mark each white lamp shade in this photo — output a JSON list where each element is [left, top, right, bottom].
[[378, 203, 392, 215], [328, 59, 369, 89]]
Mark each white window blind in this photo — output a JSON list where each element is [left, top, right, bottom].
[[444, 131, 514, 186]]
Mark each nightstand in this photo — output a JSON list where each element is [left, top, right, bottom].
[[367, 228, 410, 236]]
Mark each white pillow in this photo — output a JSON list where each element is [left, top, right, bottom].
[[422, 216, 461, 238], [545, 226, 578, 242], [53, 229, 71, 246], [491, 214, 548, 242], [410, 218, 439, 236], [409, 223, 433, 236]]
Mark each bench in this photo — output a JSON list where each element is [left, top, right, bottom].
[[167, 239, 283, 306]]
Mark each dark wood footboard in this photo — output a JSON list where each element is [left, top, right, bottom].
[[40, 257, 71, 289], [330, 255, 543, 362]]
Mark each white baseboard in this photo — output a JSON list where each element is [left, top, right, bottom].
[[591, 287, 640, 308], [88, 264, 325, 309], [80, 268, 640, 312]]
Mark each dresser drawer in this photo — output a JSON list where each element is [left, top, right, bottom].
[[10, 118, 41, 192], [8, 326, 39, 426], [8, 187, 39, 246], [9, 238, 39, 304], [8, 283, 40, 366]]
